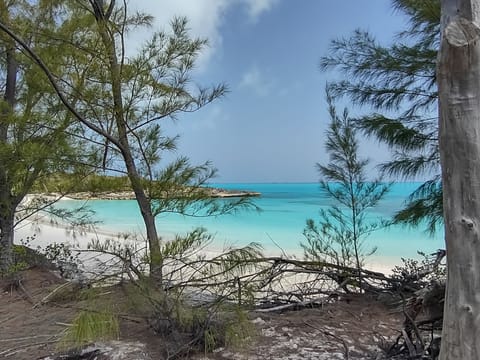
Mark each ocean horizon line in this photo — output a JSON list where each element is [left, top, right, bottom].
[[208, 180, 430, 185]]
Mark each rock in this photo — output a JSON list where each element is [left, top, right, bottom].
[[38, 341, 152, 360], [251, 317, 266, 325]]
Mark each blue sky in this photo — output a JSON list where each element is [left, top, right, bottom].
[[130, 1, 409, 183]]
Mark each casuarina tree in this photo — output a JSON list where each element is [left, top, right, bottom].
[[320, 0, 442, 233], [0, 1, 91, 273], [0, 1, 256, 281], [302, 88, 390, 290]]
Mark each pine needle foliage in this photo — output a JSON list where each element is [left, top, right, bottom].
[[0, 1, 97, 272], [302, 90, 390, 287], [60, 310, 119, 349], [319, 0, 442, 233]]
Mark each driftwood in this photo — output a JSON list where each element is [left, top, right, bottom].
[[380, 251, 446, 360], [9, 242, 446, 359]]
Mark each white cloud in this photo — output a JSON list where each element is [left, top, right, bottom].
[[126, 1, 228, 70], [240, 66, 272, 97], [193, 106, 226, 131], [241, 0, 280, 21], [125, 1, 281, 70]]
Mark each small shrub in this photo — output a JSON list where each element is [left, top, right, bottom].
[[59, 310, 119, 349], [391, 251, 446, 291]]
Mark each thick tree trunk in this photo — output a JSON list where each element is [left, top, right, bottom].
[[0, 36, 17, 273], [0, 210, 15, 274], [438, 1, 480, 358]]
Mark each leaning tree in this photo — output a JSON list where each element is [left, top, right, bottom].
[[0, 0, 257, 281]]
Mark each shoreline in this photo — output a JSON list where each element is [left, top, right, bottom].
[[14, 218, 400, 275], [35, 187, 261, 201]]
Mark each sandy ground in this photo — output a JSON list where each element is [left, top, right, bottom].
[[0, 267, 404, 360], [2, 203, 411, 359]]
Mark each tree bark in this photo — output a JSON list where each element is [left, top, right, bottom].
[[438, 1, 480, 358], [0, 35, 18, 273], [92, 2, 163, 280], [0, 209, 15, 274]]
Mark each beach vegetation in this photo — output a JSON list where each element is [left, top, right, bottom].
[[302, 88, 390, 290], [80, 226, 260, 355], [59, 310, 120, 350], [319, 0, 442, 234], [31, 173, 133, 194], [0, 2, 261, 355], [0, 1, 96, 274], [0, 1, 258, 281]]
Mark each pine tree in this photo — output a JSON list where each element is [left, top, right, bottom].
[[319, 0, 442, 233], [302, 89, 390, 290], [0, 1, 257, 279], [0, 1, 90, 273]]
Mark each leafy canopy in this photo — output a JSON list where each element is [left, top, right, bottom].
[[319, 0, 441, 234]]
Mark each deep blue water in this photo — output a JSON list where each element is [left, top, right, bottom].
[[59, 183, 444, 260]]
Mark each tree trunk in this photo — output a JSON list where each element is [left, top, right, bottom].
[[0, 34, 17, 273], [92, 2, 163, 281], [0, 210, 15, 274], [438, 1, 480, 358]]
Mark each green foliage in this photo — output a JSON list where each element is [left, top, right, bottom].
[[4, 245, 29, 275], [223, 307, 256, 350], [2, 236, 52, 276], [59, 310, 119, 349], [319, 0, 442, 233], [392, 179, 443, 234], [0, 1, 99, 271], [42, 242, 80, 267], [31, 173, 132, 194], [119, 266, 256, 353], [302, 90, 390, 279]]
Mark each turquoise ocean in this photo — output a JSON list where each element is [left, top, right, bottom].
[[60, 182, 444, 265]]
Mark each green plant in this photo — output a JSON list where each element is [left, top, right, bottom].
[[224, 307, 256, 350], [59, 310, 119, 349], [301, 88, 390, 290], [44, 243, 76, 262], [319, 1, 442, 233]]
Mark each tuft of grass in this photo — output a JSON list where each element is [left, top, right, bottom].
[[199, 306, 256, 353], [59, 310, 119, 349], [223, 307, 256, 350]]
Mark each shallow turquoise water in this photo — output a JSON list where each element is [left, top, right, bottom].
[[59, 182, 444, 260]]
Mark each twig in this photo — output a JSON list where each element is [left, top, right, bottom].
[[305, 322, 350, 360], [255, 299, 325, 313], [266, 233, 288, 258], [400, 292, 425, 354], [0, 334, 56, 342], [17, 280, 35, 305], [401, 328, 416, 358], [0, 340, 58, 356], [33, 281, 72, 308]]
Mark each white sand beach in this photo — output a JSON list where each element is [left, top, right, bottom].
[[14, 214, 399, 276]]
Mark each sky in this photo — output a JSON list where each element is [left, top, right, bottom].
[[128, 1, 409, 183]]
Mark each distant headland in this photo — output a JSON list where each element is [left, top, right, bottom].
[[31, 174, 261, 200], [66, 187, 261, 200]]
